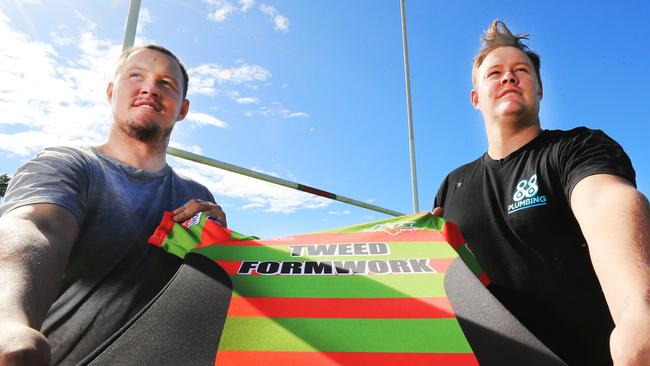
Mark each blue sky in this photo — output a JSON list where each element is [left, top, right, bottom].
[[1, 0, 648, 237]]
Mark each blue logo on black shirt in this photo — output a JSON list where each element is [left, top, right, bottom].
[[507, 174, 547, 214]]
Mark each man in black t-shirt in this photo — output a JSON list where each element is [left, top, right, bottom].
[[434, 20, 650, 365]]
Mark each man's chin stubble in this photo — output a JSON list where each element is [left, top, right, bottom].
[[121, 120, 173, 143]]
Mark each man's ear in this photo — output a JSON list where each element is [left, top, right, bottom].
[[176, 99, 190, 121], [538, 82, 544, 100], [470, 89, 479, 109], [106, 82, 114, 104]]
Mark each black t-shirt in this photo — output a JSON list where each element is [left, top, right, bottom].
[[434, 127, 636, 366]]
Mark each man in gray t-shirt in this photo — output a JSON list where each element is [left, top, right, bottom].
[[0, 45, 227, 365]]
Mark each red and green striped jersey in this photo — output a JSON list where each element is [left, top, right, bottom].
[[149, 212, 489, 365]]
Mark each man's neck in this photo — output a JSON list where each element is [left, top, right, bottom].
[[485, 116, 542, 160], [96, 127, 169, 173]]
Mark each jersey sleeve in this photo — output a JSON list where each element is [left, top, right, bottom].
[[0, 147, 90, 224], [557, 127, 636, 201]]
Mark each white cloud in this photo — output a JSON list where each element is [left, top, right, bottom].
[[202, 0, 287, 32], [191, 63, 271, 83], [188, 63, 271, 96], [169, 157, 331, 213], [188, 75, 217, 96], [185, 112, 228, 128], [169, 142, 204, 155], [242, 203, 264, 209], [255, 103, 309, 119], [259, 4, 289, 32], [235, 97, 258, 104], [73, 9, 97, 31], [137, 7, 153, 33], [0, 131, 90, 157], [0, 8, 120, 157], [285, 112, 309, 118], [273, 15, 289, 32], [239, 0, 254, 12], [204, 0, 235, 22], [49, 25, 75, 46], [328, 210, 351, 215]]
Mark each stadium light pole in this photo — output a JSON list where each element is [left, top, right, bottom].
[[122, 0, 141, 50], [399, 0, 420, 213]]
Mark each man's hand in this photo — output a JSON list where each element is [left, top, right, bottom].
[[432, 207, 443, 216], [0, 322, 50, 366], [172, 199, 227, 227], [610, 310, 650, 366]]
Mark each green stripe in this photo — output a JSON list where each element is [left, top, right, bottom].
[[192, 242, 457, 261], [229, 230, 260, 241], [320, 212, 446, 234], [219, 317, 471, 353], [231, 274, 445, 298], [456, 244, 486, 278], [160, 215, 207, 258]]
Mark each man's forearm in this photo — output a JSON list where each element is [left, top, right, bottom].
[[0, 206, 78, 365], [0, 218, 69, 328], [572, 175, 650, 319], [0, 205, 78, 329], [572, 174, 650, 365], [583, 188, 649, 322]]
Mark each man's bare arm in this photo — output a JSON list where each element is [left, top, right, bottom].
[[571, 174, 650, 366], [0, 204, 79, 365]]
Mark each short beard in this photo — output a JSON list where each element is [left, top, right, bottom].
[[121, 120, 172, 143]]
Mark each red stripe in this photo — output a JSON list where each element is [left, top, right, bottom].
[[198, 220, 235, 246], [215, 260, 243, 274], [428, 258, 454, 273], [479, 273, 491, 286], [441, 221, 466, 249], [226, 297, 455, 319], [297, 184, 336, 199], [194, 230, 450, 248], [215, 350, 479, 366], [148, 211, 176, 246]]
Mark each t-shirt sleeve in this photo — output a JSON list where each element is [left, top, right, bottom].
[[557, 128, 636, 201], [203, 187, 215, 203], [171, 171, 216, 205], [0, 147, 90, 223], [433, 176, 450, 210]]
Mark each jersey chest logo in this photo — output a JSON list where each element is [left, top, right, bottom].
[[507, 174, 548, 214]]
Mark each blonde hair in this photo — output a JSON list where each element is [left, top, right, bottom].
[[471, 20, 541, 86]]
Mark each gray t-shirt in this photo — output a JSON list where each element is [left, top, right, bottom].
[[0, 146, 214, 365]]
